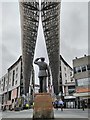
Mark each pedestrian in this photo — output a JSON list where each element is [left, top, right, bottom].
[[81, 100, 85, 111], [54, 100, 58, 110], [58, 99, 64, 111], [11, 99, 15, 111]]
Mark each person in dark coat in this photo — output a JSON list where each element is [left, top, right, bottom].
[[81, 100, 85, 111]]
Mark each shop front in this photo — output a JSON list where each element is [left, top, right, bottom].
[[73, 92, 90, 109], [11, 88, 17, 110], [64, 96, 76, 108]]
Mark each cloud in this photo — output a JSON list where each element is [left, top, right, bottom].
[[0, 1, 88, 80], [61, 2, 88, 66], [1, 2, 21, 77], [61, 42, 88, 67]]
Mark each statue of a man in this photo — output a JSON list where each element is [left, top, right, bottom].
[[34, 57, 50, 93]]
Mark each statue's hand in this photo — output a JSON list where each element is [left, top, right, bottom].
[[35, 58, 40, 61]]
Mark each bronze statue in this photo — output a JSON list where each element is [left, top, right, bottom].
[[34, 57, 50, 93]]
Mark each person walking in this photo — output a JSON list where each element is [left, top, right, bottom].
[[58, 99, 64, 111], [54, 100, 58, 110], [81, 100, 85, 111]]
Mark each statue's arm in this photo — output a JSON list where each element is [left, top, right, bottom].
[[34, 58, 40, 64], [47, 65, 50, 77]]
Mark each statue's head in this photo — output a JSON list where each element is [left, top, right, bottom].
[[41, 57, 45, 62]]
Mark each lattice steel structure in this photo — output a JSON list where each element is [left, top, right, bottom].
[[41, 1, 61, 95], [19, 1, 39, 94], [19, 0, 61, 95]]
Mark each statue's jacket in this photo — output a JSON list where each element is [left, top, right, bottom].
[[34, 61, 50, 77]]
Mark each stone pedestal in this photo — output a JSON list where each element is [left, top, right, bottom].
[[33, 93, 54, 119]]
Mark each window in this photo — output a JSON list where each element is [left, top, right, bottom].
[[9, 91, 11, 100], [16, 73, 18, 78], [77, 78, 90, 87], [60, 66, 61, 71], [3, 77, 5, 91], [68, 86, 75, 95], [74, 67, 76, 74], [64, 67, 66, 71], [12, 70, 15, 86], [70, 72, 72, 76], [65, 80, 67, 83], [76, 66, 81, 73], [60, 73, 62, 78], [68, 88, 75, 95], [87, 64, 90, 70], [0, 81, 1, 88], [75, 80, 78, 86], [15, 80, 17, 85], [65, 73, 67, 77], [71, 78, 73, 82], [16, 67, 18, 72], [82, 65, 86, 72]]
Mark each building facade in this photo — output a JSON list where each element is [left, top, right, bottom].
[[0, 56, 22, 110], [7, 56, 22, 108], [73, 55, 90, 108], [0, 56, 35, 110], [0, 73, 8, 109], [60, 55, 76, 108], [19, 0, 61, 95]]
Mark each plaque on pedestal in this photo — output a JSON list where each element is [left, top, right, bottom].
[[33, 93, 54, 119]]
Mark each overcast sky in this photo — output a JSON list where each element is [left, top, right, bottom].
[[0, 0, 88, 83]]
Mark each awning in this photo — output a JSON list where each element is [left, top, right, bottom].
[[73, 92, 90, 97], [64, 96, 76, 99]]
